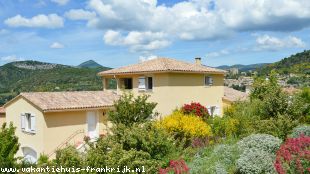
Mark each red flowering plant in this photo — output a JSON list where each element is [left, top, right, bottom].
[[274, 134, 310, 174], [159, 160, 190, 174], [181, 102, 209, 120]]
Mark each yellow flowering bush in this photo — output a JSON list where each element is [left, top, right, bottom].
[[156, 111, 212, 139]]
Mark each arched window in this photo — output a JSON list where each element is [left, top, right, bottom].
[[22, 147, 37, 164]]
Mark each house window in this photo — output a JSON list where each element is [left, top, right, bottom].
[[123, 78, 133, 89], [205, 76, 213, 86], [21, 113, 35, 133], [207, 106, 220, 117], [138, 77, 146, 90], [139, 76, 153, 91]]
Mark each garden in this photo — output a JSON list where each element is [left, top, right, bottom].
[[0, 73, 309, 174]]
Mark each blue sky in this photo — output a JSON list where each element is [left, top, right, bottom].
[[0, 0, 310, 68]]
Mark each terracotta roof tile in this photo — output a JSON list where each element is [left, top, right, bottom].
[[19, 91, 119, 112], [223, 87, 248, 102], [98, 58, 226, 75]]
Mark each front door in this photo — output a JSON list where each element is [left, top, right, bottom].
[[87, 111, 98, 140]]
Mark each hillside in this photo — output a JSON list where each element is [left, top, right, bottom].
[[216, 63, 268, 72], [0, 60, 111, 105], [258, 50, 310, 75], [78, 60, 106, 68]]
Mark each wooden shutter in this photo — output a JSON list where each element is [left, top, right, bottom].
[[30, 114, 36, 133], [21, 113, 26, 130]]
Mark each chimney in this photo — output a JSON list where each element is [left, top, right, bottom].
[[195, 57, 202, 65]]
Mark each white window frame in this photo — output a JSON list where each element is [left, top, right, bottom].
[[21, 113, 35, 134], [138, 77, 146, 91], [207, 106, 220, 117]]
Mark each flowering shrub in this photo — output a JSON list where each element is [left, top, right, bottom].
[[290, 125, 310, 138], [237, 134, 282, 153], [181, 102, 209, 119], [159, 160, 190, 174], [156, 111, 212, 140], [274, 135, 310, 174]]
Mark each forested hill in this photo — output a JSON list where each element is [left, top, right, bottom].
[[258, 50, 310, 75], [0, 60, 111, 105]]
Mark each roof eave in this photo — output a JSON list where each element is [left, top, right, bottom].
[[99, 70, 226, 76], [43, 105, 114, 113]]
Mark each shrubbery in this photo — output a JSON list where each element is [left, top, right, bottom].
[[290, 125, 310, 138], [236, 134, 282, 174], [274, 135, 310, 174], [181, 102, 209, 119], [0, 123, 19, 168], [156, 111, 212, 141]]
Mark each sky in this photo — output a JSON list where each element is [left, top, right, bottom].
[[0, 0, 310, 68]]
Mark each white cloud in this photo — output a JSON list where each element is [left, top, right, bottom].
[[65, 9, 96, 20], [103, 30, 171, 52], [139, 55, 158, 62], [84, 0, 310, 42], [207, 49, 230, 58], [255, 35, 306, 51], [50, 42, 65, 49], [51, 0, 70, 6], [0, 55, 24, 62], [5, 14, 64, 29]]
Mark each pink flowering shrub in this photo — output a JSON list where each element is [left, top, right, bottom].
[[274, 135, 310, 174], [159, 160, 190, 174], [181, 102, 209, 119]]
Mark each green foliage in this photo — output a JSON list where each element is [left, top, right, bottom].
[[209, 116, 239, 138], [237, 134, 282, 154], [258, 50, 310, 77], [189, 138, 240, 174], [237, 149, 277, 174], [108, 93, 157, 126], [112, 123, 178, 161], [0, 61, 111, 105], [253, 116, 299, 140], [290, 125, 310, 138], [250, 72, 289, 118], [236, 134, 281, 174], [0, 122, 19, 168], [55, 146, 83, 168]]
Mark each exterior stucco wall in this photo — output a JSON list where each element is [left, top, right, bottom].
[[5, 98, 45, 158], [0, 114, 5, 126], [105, 72, 224, 117], [44, 109, 108, 158]]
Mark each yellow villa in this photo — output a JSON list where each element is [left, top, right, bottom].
[[4, 91, 118, 162], [98, 57, 226, 116], [4, 57, 226, 162]]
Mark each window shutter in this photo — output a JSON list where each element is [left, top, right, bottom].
[[209, 77, 213, 85], [30, 115, 36, 132], [138, 77, 146, 90], [215, 106, 220, 116], [207, 106, 212, 116], [21, 113, 26, 130]]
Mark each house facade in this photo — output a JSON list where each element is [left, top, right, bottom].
[[99, 58, 226, 116], [4, 91, 118, 162], [0, 107, 5, 126]]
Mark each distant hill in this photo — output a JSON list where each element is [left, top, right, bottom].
[[216, 63, 269, 72], [78, 60, 107, 68], [0, 60, 111, 105], [258, 50, 310, 75]]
